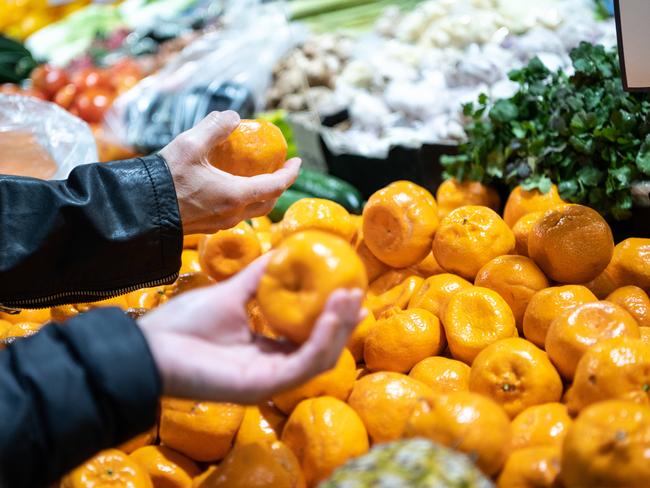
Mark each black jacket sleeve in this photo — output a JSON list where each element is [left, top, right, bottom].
[[0, 307, 161, 487], [0, 154, 183, 309]]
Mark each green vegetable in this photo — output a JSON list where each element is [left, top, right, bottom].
[[0, 36, 37, 83], [322, 438, 493, 488], [288, 0, 376, 20], [268, 189, 312, 222], [287, 0, 425, 33], [26, 5, 125, 66], [442, 42, 650, 220], [291, 169, 364, 214]]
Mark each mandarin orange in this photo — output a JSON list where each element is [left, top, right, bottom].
[[433, 205, 515, 280], [528, 205, 614, 284], [362, 181, 439, 268], [208, 119, 287, 176]]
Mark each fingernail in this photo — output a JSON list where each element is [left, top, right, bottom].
[[222, 110, 241, 125]]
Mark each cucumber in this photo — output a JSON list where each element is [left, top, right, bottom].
[[268, 189, 312, 222], [291, 169, 364, 214]]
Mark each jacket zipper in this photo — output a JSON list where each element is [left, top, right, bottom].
[[0, 271, 179, 312]]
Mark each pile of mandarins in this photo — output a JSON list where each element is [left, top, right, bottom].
[[3, 123, 650, 487]]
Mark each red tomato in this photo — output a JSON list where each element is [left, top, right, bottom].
[[21, 88, 48, 100], [72, 67, 113, 92], [75, 87, 115, 123], [30, 64, 69, 99], [53, 83, 77, 109], [30, 65, 49, 91], [114, 74, 140, 95], [109, 57, 142, 78], [0, 83, 21, 95]]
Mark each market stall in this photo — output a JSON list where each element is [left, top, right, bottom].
[[1, 0, 650, 487]]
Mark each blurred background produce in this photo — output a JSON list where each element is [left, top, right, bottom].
[[5, 0, 650, 487]]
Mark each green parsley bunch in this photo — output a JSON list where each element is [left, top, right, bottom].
[[442, 42, 650, 220]]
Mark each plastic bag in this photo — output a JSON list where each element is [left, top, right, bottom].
[[106, 1, 303, 152], [0, 94, 98, 180]]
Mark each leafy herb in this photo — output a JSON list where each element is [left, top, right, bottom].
[[442, 42, 650, 220]]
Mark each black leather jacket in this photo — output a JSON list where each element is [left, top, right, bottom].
[[0, 155, 183, 487]]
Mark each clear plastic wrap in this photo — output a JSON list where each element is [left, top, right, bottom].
[[0, 94, 98, 180], [106, 1, 302, 152]]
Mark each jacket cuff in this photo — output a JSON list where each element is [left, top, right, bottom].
[[140, 154, 183, 275], [59, 307, 162, 441]]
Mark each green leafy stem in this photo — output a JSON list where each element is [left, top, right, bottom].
[[441, 42, 650, 220]]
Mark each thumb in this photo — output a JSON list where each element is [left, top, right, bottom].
[[176, 111, 241, 159]]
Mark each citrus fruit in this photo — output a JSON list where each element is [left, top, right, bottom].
[[362, 181, 439, 268], [0, 321, 42, 340], [474, 255, 549, 331], [641, 327, 650, 345], [607, 286, 650, 327], [566, 337, 650, 415], [433, 205, 515, 280], [0, 308, 50, 324], [522, 285, 597, 348], [436, 178, 500, 219], [363, 308, 444, 373], [503, 184, 564, 227], [605, 238, 650, 291], [281, 396, 369, 487], [126, 287, 164, 310], [272, 348, 356, 414], [355, 238, 389, 283], [198, 222, 261, 281], [409, 251, 445, 278], [442, 287, 517, 364], [408, 356, 471, 394], [545, 301, 640, 380], [257, 230, 367, 344], [61, 449, 152, 488], [561, 400, 650, 488], [180, 249, 201, 274], [118, 427, 157, 454], [234, 402, 286, 448], [347, 372, 435, 443], [130, 445, 200, 488], [407, 273, 473, 320], [512, 211, 544, 257], [199, 441, 305, 488], [281, 198, 355, 242], [208, 119, 287, 176], [403, 391, 511, 476], [346, 306, 376, 362], [159, 398, 245, 462], [528, 204, 614, 284], [469, 337, 562, 417], [497, 446, 561, 488], [509, 403, 572, 451], [365, 273, 424, 318]]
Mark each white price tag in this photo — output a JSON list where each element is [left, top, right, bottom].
[[615, 0, 650, 91]]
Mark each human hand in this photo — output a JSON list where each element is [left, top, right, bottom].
[[138, 255, 365, 404], [159, 111, 301, 235]]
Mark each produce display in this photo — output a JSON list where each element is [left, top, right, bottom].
[[0, 0, 92, 41], [3, 116, 650, 485], [444, 42, 650, 220], [266, 0, 616, 157], [2, 1, 650, 487], [24, 0, 212, 67]]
